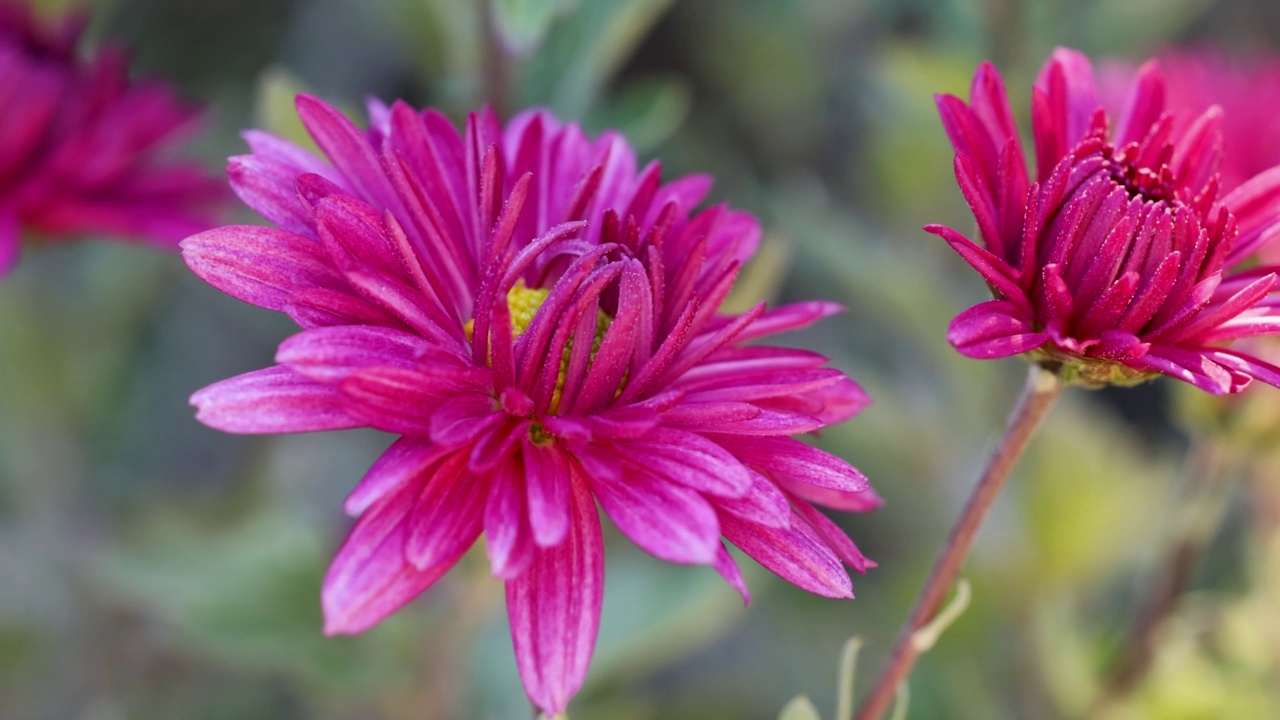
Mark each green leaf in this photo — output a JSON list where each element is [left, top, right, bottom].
[[778, 695, 822, 720], [492, 0, 565, 56], [588, 76, 692, 154], [520, 0, 677, 116], [253, 67, 322, 153]]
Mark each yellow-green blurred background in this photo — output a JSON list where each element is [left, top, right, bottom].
[[2, 0, 1279, 718]]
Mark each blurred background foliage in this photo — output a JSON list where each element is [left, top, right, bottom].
[[2, 0, 1280, 718]]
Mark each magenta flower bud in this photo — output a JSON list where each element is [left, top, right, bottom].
[[933, 47, 1280, 394], [0, 1, 224, 275], [182, 96, 879, 715]]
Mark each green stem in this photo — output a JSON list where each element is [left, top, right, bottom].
[[854, 364, 1064, 720]]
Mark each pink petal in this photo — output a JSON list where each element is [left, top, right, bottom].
[[777, 477, 884, 514], [711, 469, 792, 528], [322, 479, 461, 635], [227, 154, 315, 235], [733, 301, 843, 343], [720, 508, 853, 599], [339, 367, 469, 436], [276, 325, 428, 384], [714, 435, 869, 494], [584, 449, 721, 565], [181, 225, 344, 312], [523, 438, 572, 548], [345, 437, 451, 515], [506, 475, 604, 716], [713, 544, 751, 605], [485, 455, 535, 579], [190, 365, 361, 433], [617, 428, 753, 497], [791, 497, 875, 574], [283, 287, 401, 328], [296, 94, 398, 211], [404, 451, 489, 569], [948, 299, 1048, 358]]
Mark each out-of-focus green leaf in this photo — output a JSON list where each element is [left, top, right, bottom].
[[1033, 597, 1104, 717], [778, 694, 822, 720], [1021, 400, 1176, 587], [588, 76, 692, 154], [492, 0, 566, 57], [521, 0, 677, 116], [1028, 0, 1213, 58], [253, 66, 321, 152], [722, 235, 791, 314], [98, 511, 415, 695]]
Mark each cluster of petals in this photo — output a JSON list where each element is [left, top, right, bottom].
[[932, 47, 1280, 394], [0, 1, 223, 274], [182, 95, 879, 714], [1108, 49, 1280, 194]]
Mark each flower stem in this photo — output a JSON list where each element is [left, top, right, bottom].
[[854, 364, 1063, 720], [1096, 437, 1232, 703]]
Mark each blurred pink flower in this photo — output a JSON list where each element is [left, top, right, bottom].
[[0, 1, 223, 274], [1100, 49, 1280, 195], [183, 96, 878, 715], [932, 47, 1280, 394]]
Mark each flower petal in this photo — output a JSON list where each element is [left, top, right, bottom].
[[947, 299, 1047, 358], [181, 225, 344, 312], [584, 449, 721, 565], [190, 365, 361, 433], [322, 479, 461, 635], [720, 508, 853, 599], [506, 475, 603, 717], [276, 325, 429, 384]]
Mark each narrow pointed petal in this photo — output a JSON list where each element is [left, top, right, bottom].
[[485, 456, 535, 579], [506, 477, 603, 717], [403, 452, 489, 569], [190, 366, 361, 433], [586, 450, 721, 565], [181, 226, 344, 311], [276, 326, 428, 384], [720, 508, 853, 598], [713, 544, 751, 605], [791, 498, 875, 574], [947, 300, 1047, 358], [523, 437, 571, 548], [323, 481, 462, 635], [344, 437, 449, 515]]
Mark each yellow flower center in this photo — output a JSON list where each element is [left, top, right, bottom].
[[465, 282, 613, 413]]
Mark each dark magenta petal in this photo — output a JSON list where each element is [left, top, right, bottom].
[[947, 300, 1047, 358]]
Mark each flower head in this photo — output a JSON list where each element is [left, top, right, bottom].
[[933, 47, 1280, 394], [0, 1, 223, 274], [183, 96, 878, 715]]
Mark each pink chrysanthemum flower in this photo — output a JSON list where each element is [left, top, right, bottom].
[[0, 1, 223, 274], [932, 47, 1280, 394], [182, 96, 878, 715]]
